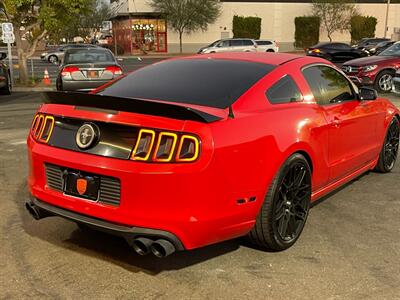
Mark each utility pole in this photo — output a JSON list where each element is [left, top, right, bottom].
[[384, 0, 391, 38]]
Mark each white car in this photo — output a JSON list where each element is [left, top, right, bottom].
[[198, 39, 258, 54], [255, 40, 279, 52]]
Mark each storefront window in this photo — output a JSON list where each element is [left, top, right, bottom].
[[131, 18, 167, 53]]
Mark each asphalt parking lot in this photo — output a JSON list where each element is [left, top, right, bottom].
[[0, 92, 399, 299]]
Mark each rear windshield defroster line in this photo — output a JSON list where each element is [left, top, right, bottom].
[[99, 59, 275, 109]]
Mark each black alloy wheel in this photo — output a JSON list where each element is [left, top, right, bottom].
[[375, 118, 400, 172], [273, 161, 311, 243], [248, 153, 311, 251]]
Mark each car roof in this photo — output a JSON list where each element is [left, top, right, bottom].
[[221, 38, 254, 41], [183, 52, 311, 66]]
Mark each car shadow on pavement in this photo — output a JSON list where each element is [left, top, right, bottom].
[[17, 183, 244, 274], [310, 171, 369, 208], [17, 171, 373, 274]]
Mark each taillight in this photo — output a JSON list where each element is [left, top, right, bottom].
[[105, 66, 123, 76], [176, 135, 200, 162], [275, 41, 279, 48], [131, 129, 200, 163], [30, 113, 55, 144], [131, 129, 155, 161], [61, 66, 79, 79], [153, 132, 178, 162]]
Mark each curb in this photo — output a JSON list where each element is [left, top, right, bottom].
[[13, 86, 55, 92]]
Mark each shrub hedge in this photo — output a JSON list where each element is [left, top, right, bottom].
[[232, 15, 262, 39], [294, 16, 320, 49], [350, 16, 377, 44]]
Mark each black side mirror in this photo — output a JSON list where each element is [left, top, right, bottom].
[[358, 87, 378, 101], [0, 52, 7, 60]]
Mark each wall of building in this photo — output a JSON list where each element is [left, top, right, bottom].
[[111, 0, 400, 53]]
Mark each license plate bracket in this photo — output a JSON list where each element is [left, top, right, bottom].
[[64, 171, 100, 200], [88, 70, 98, 78]]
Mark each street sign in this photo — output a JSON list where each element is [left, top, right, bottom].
[[1, 23, 14, 85], [2, 32, 15, 44], [1, 23, 13, 34]]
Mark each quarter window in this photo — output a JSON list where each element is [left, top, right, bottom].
[[266, 75, 302, 104], [302, 66, 354, 105]]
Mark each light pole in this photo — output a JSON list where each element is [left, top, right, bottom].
[[384, 0, 391, 38]]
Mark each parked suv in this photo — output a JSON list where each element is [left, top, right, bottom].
[[342, 42, 400, 93], [198, 39, 257, 54], [255, 40, 279, 52]]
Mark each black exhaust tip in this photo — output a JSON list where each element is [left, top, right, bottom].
[[25, 202, 42, 220], [132, 237, 153, 256], [150, 239, 176, 258]]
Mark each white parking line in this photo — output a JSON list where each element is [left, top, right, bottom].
[[9, 140, 26, 145]]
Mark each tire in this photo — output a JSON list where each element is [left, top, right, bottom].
[[374, 70, 395, 93], [248, 153, 312, 251], [0, 72, 12, 95], [48, 55, 58, 64], [374, 117, 400, 173], [56, 77, 63, 91], [266, 49, 275, 52]]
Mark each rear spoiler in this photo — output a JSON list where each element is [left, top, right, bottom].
[[42, 91, 222, 123]]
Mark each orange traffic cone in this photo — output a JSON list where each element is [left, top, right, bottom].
[[42, 68, 51, 85]]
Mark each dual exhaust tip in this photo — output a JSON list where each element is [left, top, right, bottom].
[[25, 201, 176, 258], [132, 237, 176, 258]]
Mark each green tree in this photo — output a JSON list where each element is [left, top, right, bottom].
[[149, 0, 221, 53], [1, 0, 93, 85], [48, 0, 110, 44], [312, 0, 358, 42]]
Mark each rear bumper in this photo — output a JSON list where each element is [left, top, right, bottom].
[[61, 80, 110, 92], [27, 135, 260, 250], [28, 196, 185, 250]]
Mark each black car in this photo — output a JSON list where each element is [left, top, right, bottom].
[[0, 52, 11, 95], [368, 40, 396, 55], [56, 47, 123, 92], [352, 38, 390, 52], [306, 42, 369, 62]]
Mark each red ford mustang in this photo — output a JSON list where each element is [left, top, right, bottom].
[[26, 53, 400, 257]]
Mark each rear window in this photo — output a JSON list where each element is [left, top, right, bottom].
[[257, 41, 272, 45], [65, 49, 114, 64], [99, 59, 275, 109]]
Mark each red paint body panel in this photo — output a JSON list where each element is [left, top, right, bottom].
[[27, 53, 400, 250]]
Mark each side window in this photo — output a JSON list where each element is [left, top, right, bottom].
[[231, 40, 243, 47], [335, 43, 351, 50], [266, 75, 303, 104], [242, 40, 253, 46], [218, 40, 229, 47], [302, 66, 354, 105]]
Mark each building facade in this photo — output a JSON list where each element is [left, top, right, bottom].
[[110, 0, 400, 54]]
